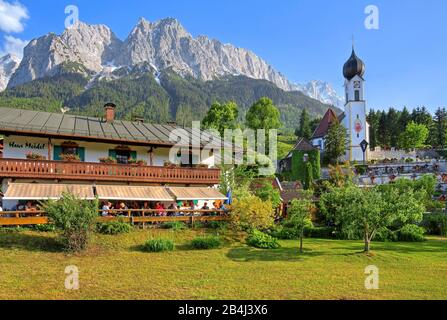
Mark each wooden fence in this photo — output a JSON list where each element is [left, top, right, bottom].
[[0, 209, 230, 226]]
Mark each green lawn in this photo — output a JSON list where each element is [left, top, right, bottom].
[[0, 228, 446, 300]]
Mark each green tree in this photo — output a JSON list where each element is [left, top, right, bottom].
[[398, 121, 429, 151], [387, 108, 401, 147], [287, 193, 315, 254], [296, 108, 312, 139], [367, 110, 379, 149], [320, 185, 425, 253], [324, 122, 347, 164], [255, 181, 282, 210], [434, 107, 447, 148], [42, 193, 99, 252], [411, 106, 433, 127], [202, 101, 239, 136], [245, 97, 281, 131], [230, 195, 275, 231], [398, 107, 412, 133], [377, 110, 390, 147], [304, 162, 314, 190]]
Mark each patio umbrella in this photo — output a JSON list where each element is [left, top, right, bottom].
[[225, 189, 232, 205]]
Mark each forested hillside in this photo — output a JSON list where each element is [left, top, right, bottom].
[[0, 69, 333, 129]]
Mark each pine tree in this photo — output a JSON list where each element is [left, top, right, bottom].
[[434, 107, 447, 148], [367, 109, 379, 149], [296, 108, 312, 140]]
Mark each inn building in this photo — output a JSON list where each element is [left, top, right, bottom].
[[0, 103, 228, 210]]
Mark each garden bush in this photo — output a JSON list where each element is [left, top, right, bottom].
[[304, 226, 336, 239], [374, 228, 398, 242], [397, 225, 426, 242], [421, 212, 447, 236], [206, 221, 228, 230], [191, 236, 221, 250], [246, 230, 280, 249], [161, 221, 186, 230], [271, 226, 300, 240], [230, 195, 275, 231], [32, 224, 56, 232], [42, 192, 99, 252], [142, 238, 175, 252], [96, 220, 132, 235]]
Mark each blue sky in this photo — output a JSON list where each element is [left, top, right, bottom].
[[1, 0, 446, 112]]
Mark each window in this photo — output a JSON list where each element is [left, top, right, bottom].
[[109, 146, 136, 164], [54, 142, 85, 161], [355, 90, 360, 101], [116, 150, 131, 164]]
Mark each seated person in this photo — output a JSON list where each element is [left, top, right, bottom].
[[101, 201, 111, 217], [201, 202, 210, 216]]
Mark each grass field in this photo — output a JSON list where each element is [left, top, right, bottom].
[[0, 228, 446, 300]]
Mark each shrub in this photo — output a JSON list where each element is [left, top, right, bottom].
[[246, 229, 280, 249], [398, 225, 426, 242], [191, 236, 221, 250], [32, 224, 56, 232], [96, 220, 132, 235], [42, 192, 99, 252], [421, 212, 447, 236], [374, 228, 398, 242], [207, 221, 227, 230], [142, 238, 175, 252], [230, 195, 275, 231], [304, 226, 336, 239], [161, 221, 186, 230], [270, 226, 300, 240]]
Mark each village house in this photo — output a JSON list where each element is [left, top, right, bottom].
[[0, 103, 228, 210]]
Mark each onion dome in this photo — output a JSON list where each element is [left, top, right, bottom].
[[343, 49, 365, 80]]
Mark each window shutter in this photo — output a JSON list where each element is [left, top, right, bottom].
[[77, 147, 86, 162], [130, 151, 137, 161], [109, 150, 117, 159], [53, 146, 62, 161]]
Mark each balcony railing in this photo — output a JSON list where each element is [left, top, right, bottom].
[[0, 158, 221, 185]]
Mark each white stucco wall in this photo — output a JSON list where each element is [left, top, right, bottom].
[[2, 135, 215, 167]]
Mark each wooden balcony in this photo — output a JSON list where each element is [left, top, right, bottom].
[[0, 158, 221, 185]]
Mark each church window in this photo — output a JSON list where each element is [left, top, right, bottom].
[[355, 90, 360, 101]]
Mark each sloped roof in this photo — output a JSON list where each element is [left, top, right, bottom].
[[0, 107, 226, 148], [312, 109, 339, 139], [292, 138, 316, 152]]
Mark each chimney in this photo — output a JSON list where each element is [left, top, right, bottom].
[[104, 103, 116, 123]]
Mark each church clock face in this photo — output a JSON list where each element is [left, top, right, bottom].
[[354, 81, 361, 88]]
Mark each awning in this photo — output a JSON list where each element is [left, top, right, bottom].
[[168, 187, 228, 201], [3, 183, 95, 200], [95, 185, 174, 201]]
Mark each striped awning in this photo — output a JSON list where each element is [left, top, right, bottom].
[[168, 187, 227, 201], [95, 185, 174, 201], [3, 183, 95, 200]]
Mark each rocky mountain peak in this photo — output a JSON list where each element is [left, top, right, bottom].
[[5, 17, 341, 101], [0, 53, 20, 90]]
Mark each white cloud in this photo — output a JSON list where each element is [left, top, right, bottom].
[[0, 0, 29, 33], [1, 35, 28, 57]]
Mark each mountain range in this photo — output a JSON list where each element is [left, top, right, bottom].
[[0, 18, 343, 129]]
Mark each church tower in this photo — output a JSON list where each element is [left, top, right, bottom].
[[342, 47, 369, 162]]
